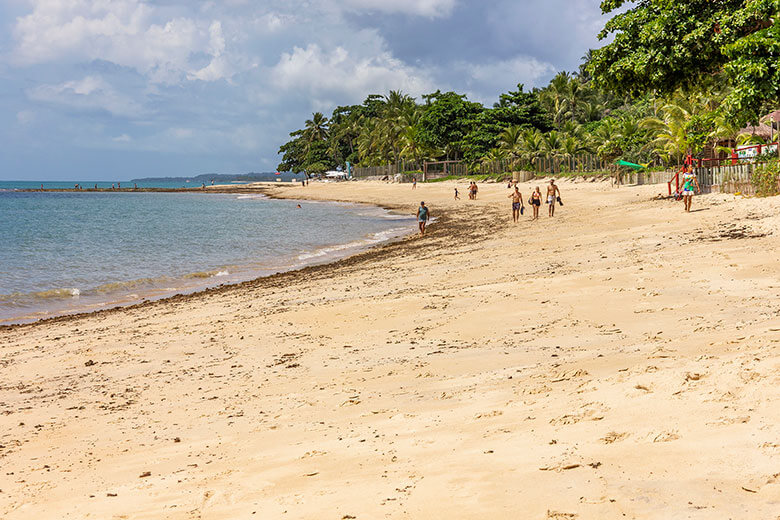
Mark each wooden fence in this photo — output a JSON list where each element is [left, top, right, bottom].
[[693, 163, 758, 194], [351, 160, 420, 179]]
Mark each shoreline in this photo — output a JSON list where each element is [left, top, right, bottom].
[[2, 179, 780, 519], [0, 187, 418, 330]]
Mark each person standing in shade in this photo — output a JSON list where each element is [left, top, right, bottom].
[[417, 201, 430, 236], [546, 179, 561, 217], [681, 165, 700, 212], [508, 186, 524, 223]]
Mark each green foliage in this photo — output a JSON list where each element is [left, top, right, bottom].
[[417, 91, 484, 160], [276, 4, 779, 176], [590, 0, 780, 126], [751, 158, 780, 196]]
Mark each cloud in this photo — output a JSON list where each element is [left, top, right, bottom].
[[0, 0, 615, 180], [270, 41, 435, 104], [27, 75, 145, 118], [11, 0, 235, 83], [339, 0, 456, 18], [462, 56, 556, 103]]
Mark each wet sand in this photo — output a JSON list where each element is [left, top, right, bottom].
[[2, 179, 779, 519]]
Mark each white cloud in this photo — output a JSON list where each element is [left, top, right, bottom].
[[27, 75, 145, 118], [112, 133, 132, 142], [339, 0, 456, 18], [270, 42, 434, 102], [12, 0, 235, 83]]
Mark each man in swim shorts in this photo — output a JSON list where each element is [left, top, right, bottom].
[[508, 186, 524, 223], [547, 179, 561, 217], [417, 201, 430, 236]]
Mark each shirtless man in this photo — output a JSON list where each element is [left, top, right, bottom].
[[547, 179, 561, 217], [507, 186, 524, 223]]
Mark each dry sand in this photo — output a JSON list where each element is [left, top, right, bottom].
[[2, 178, 780, 519]]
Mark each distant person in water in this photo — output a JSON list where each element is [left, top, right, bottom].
[[508, 186, 524, 223], [547, 179, 561, 217], [417, 201, 430, 236], [681, 165, 700, 212], [297, 204, 302, 208], [530, 187, 542, 220]]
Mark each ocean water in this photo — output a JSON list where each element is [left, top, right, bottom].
[[0, 180, 199, 190], [0, 190, 414, 324]]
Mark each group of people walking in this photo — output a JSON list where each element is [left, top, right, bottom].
[[507, 179, 562, 222]]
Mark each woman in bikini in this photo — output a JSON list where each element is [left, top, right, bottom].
[[529, 187, 542, 220]]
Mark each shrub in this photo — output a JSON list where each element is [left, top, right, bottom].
[[751, 159, 780, 197]]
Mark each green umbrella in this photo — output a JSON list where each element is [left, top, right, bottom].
[[615, 160, 645, 171]]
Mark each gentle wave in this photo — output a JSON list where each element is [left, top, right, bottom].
[[0, 269, 235, 307], [0, 287, 80, 304], [297, 226, 407, 261]]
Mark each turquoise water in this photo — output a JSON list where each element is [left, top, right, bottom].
[[0, 190, 413, 324], [0, 180, 196, 190]]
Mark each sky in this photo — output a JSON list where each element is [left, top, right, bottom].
[[0, 0, 612, 181]]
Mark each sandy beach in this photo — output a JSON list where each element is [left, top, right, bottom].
[[2, 178, 779, 519]]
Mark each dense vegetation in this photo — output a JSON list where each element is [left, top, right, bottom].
[[277, 1, 780, 175]]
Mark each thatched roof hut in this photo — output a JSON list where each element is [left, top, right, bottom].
[[738, 123, 773, 140]]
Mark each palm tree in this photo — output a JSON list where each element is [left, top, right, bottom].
[[304, 112, 329, 143], [518, 129, 545, 168], [497, 125, 524, 163], [591, 118, 620, 160], [541, 72, 573, 126], [640, 99, 695, 164], [580, 101, 605, 123], [543, 130, 563, 157]]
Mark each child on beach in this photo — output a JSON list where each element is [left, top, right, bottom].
[[454, 187, 459, 200], [417, 201, 430, 236], [681, 166, 700, 212]]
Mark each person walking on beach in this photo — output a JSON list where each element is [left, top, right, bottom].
[[454, 187, 459, 200], [530, 187, 542, 220], [547, 179, 561, 217], [681, 165, 700, 212], [417, 201, 430, 236], [412, 177, 417, 189], [508, 186, 524, 223]]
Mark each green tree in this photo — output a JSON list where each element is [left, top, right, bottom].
[[418, 90, 484, 160], [589, 0, 780, 125]]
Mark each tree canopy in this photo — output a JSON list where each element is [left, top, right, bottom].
[[589, 0, 780, 124], [276, 2, 780, 175]]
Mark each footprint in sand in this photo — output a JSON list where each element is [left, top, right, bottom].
[[601, 431, 629, 444], [652, 431, 680, 443]]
